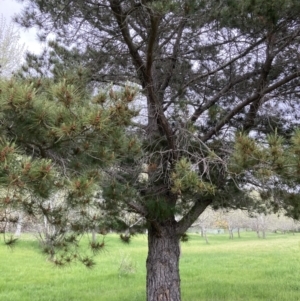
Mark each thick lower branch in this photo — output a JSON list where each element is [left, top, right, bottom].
[[127, 200, 148, 217], [176, 198, 212, 235]]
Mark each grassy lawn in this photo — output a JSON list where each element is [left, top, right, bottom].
[[1, 232, 300, 301]]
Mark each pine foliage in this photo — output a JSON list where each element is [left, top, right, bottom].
[[0, 70, 141, 265]]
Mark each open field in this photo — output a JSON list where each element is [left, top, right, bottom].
[[1, 232, 300, 301]]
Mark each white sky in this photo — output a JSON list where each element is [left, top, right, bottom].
[[1, 0, 43, 54]]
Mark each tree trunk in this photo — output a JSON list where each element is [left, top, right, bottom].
[[14, 212, 23, 237], [229, 228, 234, 239], [146, 220, 181, 301], [204, 229, 209, 244], [200, 227, 204, 237], [92, 229, 97, 243]]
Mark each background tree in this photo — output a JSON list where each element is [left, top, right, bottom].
[[192, 207, 218, 243], [9, 0, 300, 300], [221, 209, 248, 239], [274, 215, 299, 234], [0, 15, 24, 78]]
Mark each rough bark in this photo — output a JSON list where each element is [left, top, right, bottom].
[[146, 219, 181, 301]]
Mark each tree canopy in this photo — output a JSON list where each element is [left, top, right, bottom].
[[4, 0, 300, 300]]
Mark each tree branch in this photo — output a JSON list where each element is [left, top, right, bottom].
[[189, 69, 261, 123], [146, 13, 160, 77], [243, 32, 275, 131], [176, 36, 267, 99], [126, 200, 148, 217], [176, 198, 212, 235], [202, 71, 300, 142], [109, 0, 147, 87], [159, 18, 187, 93]]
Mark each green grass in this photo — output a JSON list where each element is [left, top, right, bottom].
[[180, 233, 300, 301], [1, 232, 300, 301]]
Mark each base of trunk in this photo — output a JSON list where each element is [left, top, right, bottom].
[[146, 220, 181, 301]]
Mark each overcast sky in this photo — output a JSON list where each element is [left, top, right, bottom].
[[1, 0, 43, 54]]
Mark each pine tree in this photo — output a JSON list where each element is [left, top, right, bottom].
[[9, 0, 300, 300]]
